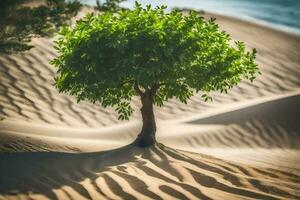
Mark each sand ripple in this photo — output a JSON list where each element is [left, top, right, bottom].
[[1, 144, 299, 200], [1, 12, 300, 200]]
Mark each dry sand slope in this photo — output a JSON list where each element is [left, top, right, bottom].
[[1, 11, 300, 200], [1, 144, 300, 200]]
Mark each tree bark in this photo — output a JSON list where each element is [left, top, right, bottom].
[[134, 91, 157, 147]]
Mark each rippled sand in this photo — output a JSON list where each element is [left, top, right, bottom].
[[0, 11, 300, 200]]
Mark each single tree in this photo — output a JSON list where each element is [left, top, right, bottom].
[[51, 3, 259, 147]]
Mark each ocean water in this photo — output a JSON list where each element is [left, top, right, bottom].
[[83, 0, 300, 35]]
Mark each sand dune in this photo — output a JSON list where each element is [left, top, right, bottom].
[[1, 9, 300, 200], [163, 91, 300, 149], [1, 144, 300, 200], [1, 91, 299, 169], [2, 91, 299, 148], [161, 92, 300, 169], [1, 91, 299, 199]]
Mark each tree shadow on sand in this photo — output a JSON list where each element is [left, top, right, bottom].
[[0, 144, 298, 200]]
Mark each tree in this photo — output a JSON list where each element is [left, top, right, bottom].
[[0, 0, 81, 53], [51, 3, 260, 147]]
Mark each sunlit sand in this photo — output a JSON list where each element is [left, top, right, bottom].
[[0, 10, 300, 200]]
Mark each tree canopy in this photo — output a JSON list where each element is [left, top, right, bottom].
[[51, 2, 259, 120]]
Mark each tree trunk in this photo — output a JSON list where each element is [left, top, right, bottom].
[[135, 92, 157, 147]]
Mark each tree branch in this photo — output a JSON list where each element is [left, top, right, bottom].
[[134, 81, 143, 96], [150, 82, 159, 97]]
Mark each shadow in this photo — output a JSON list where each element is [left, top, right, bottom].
[[161, 147, 300, 200], [1, 144, 298, 200], [0, 144, 136, 199]]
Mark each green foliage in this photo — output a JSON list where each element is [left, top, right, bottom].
[[51, 2, 260, 120], [95, 0, 126, 12], [0, 0, 81, 53]]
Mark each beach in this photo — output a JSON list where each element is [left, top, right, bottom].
[[0, 9, 300, 200]]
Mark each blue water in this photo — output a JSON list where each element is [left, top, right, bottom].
[[83, 0, 300, 34]]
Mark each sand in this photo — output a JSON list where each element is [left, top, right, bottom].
[[0, 9, 300, 200]]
